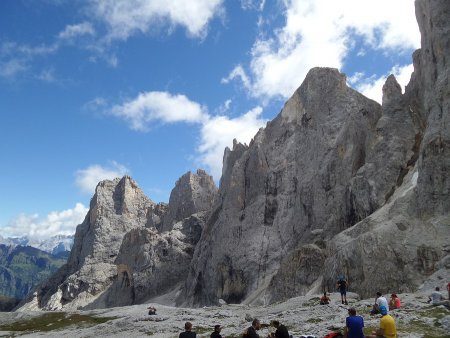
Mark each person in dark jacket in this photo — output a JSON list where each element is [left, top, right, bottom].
[[269, 320, 290, 338], [211, 324, 223, 338], [245, 318, 261, 338], [179, 322, 196, 338]]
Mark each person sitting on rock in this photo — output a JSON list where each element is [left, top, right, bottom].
[[337, 276, 349, 305], [210, 324, 223, 338], [366, 305, 396, 338], [179, 322, 196, 338], [268, 320, 289, 338], [388, 294, 401, 310], [320, 292, 331, 305], [244, 318, 261, 338], [344, 307, 364, 338], [370, 292, 388, 315], [428, 287, 450, 308], [147, 306, 156, 315]]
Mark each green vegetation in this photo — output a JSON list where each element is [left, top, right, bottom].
[[0, 312, 116, 333], [306, 318, 323, 323], [397, 318, 449, 337], [0, 244, 67, 300], [192, 326, 211, 334], [302, 297, 320, 307]]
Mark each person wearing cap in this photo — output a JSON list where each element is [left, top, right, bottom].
[[210, 324, 223, 338], [388, 294, 401, 310], [371, 292, 388, 315], [366, 305, 397, 338], [344, 307, 364, 338], [179, 322, 197, 338], [268, 320, 289, 338]]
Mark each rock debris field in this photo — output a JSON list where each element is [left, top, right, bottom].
[[1, 292, 449, 337]]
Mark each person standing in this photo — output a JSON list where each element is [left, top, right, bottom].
[[367, 305, 396, 338], [179, 322, 197, 338], [337, 276, 349, 305], [344, 308, 364, 338]]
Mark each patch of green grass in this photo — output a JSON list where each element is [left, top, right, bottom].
[[397, 319, 448, 338], [418, 306, 449, 320], [306, 318, 323, 323], [0, 312, 116, 333], [194, 326, 212, 334], [363, 325, 377, 335], [302, 297, 320, 307]]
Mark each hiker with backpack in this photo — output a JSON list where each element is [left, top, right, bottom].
[[337, 276, 349, 305]]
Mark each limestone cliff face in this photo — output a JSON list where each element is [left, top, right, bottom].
[[29, 171, 217, 310], [160, 169, 218, 232], [181, 68, 384, 306], [21, 0, 448, 311], [316, 0, 450, 299], [180, 0, 449, 306]]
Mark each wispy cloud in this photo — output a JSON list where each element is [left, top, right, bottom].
[[0, 41, 58, 80], [107, 91, 266, 180], [350, 64, 414, 103], [75, 161, 129, 194], [224, 0, 419, 100], [1, 203, 88, 239], [87, 0, 224, 41], [58, 22, 96, 40]]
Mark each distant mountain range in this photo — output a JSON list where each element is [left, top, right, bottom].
[[0, 244, 68, 310], [0, 234, 73, 255]]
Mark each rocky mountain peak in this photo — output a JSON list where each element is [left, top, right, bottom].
[[160, 169, 217, 232], [382, 74, 403, 106]]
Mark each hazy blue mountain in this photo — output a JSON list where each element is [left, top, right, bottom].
[[0, 244, 67, 306]]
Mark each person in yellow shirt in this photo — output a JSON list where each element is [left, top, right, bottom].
[[366, 305, 397, 338]]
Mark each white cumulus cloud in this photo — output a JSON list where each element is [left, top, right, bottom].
[[75, 161, 129, 194], [111, 91, 208, 131], [225, 0, 420, 100], [353, 63, 414, 103], [1, 203, 89, 239], [88, 0, 224, 40], [198, 106, 267, 179], [108, 91, 266, 180]]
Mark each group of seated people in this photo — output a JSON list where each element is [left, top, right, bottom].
[[175, 285, 449, 338]]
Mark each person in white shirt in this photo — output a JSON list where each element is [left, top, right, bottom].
[[371, 291, 389, 315]]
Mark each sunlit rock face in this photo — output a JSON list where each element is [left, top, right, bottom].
[[180, 0, 450, 306], [20, 0, 449, 311], [26, 171, 217, 310]]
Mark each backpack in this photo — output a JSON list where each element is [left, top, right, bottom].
[[324, 332, 343, 338]]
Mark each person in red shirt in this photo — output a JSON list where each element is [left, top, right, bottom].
[[388, 294, 401, 310], [447, 282, 450, 300]]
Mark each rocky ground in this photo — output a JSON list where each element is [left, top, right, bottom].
[[1, 291, 449, 338]]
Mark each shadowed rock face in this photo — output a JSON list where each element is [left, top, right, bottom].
[[29, 172, 217, 310]]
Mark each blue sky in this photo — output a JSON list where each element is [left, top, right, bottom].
[[0, 0, 419, 239]]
